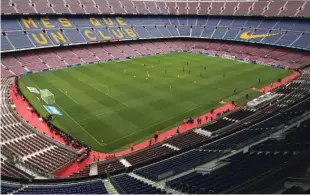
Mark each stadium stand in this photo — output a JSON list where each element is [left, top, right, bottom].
[[1, 159, 33, 179], [1, 16, 310, 52], [166, 151, 303, 194], [1, 78, 78, 177], [2, 39, 310, 76], [1, 179, 108, 194], [1, 0, 310, 18], [1, 0, 310, 194], [251, 119, 310, 153], [134, 150, 225, 181], [1, 181, 21, 194], [110, 174, 166, 194]]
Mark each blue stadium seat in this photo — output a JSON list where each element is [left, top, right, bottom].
[[16, 179, 108, 194], [1, 35, 14, 51], [111, 174, 166, 194], [135, 150, 224, 181]]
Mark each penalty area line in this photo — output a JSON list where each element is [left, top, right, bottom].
[[26, 79, 106, 146], [55, 103, 107, 146]]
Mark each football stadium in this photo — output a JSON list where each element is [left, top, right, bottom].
[[1, 0, 310, 194]]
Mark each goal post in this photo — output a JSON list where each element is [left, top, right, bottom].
[[40, 89, 55, 104]]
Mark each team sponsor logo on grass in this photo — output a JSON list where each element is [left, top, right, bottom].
[[43, 105, 62, 115], [240, 31, 280, 40], [27, 86, 40, 94]]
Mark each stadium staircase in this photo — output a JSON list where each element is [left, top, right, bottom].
[[12, 185, 26, 194], [13, 163, 46, 179], [89, 163, 98, 176], [103, 179, 118, 194], [162, 144, 180, 151], [128, 172, 183, 194], [119, 158, 132, 167]]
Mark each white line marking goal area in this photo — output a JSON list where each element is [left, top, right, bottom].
[[27, 79, 106, 146]]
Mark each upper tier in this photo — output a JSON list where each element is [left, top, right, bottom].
[[2, 16, 310, 52], [1, 0, 310, 18]]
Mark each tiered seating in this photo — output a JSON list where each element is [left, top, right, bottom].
[[202, 95, 310, 151], [1, 78, 78, 175], [116, 44, 139, 57], [71, 164, 90, 177], [31, 0, 54, 14], [2, 16, 310, 51], [1, 181, 21, 194], [1, 159, 33, 179], [103, 45, 125, 59], [3, 135, 54, 156], [297, 1, 310, 17], [221, 2, 239, 16], [264, 1, 286, 17], [1, 66, 14, 77], [110, 174, 166, 194], [87, 45, 112, 61], [16, 53, 48, 71], [279, 1, 304, 17], [135, 150, 223, 181], [1, 124, 32, 142], [97, 159, 125, 174], [167, 152, 298, 194], [166, 131, 209, 149], [1, 57, 26, 75], [94, 0, 113, 14], [25, 147, 77, 173], [251, 119, 310, 153], [202, 118, 235, 132], [124, 145, 175, 166], [15, 179, 108, 194], [37, 51, 66, 68], [49, 0, 71, 14], [201, 128, 269, 151], [226, 109, 256, 121], [54, 48, 83, 65], [1, 0, 309, 17], [70, 47, 99, 63]]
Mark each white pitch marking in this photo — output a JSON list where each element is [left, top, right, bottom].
[[78, 78, 128, 107], [57, 88, 80, 104], [88, 83, 110, 94], [54, 103, 106, 146], [27, 79, 105, 146]]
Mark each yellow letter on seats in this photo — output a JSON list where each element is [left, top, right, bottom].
[[96, 29, 111, 40], [89, 17, 101, 27], [58, 17, 72, 28], [124, 28, 136, 38], [84, 30, 97, 41], [50, 31, 67, 43], [111, 29, 124, 39], [21, 18, 38, 29], [116, 17, 127, 26], [32, 33, 48, 45], [41, 17, 55, 28]]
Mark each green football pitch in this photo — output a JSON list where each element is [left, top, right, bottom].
[[18, 52, 291, 152]]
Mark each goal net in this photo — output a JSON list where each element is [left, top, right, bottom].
[[40, 89, 55, 104]]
